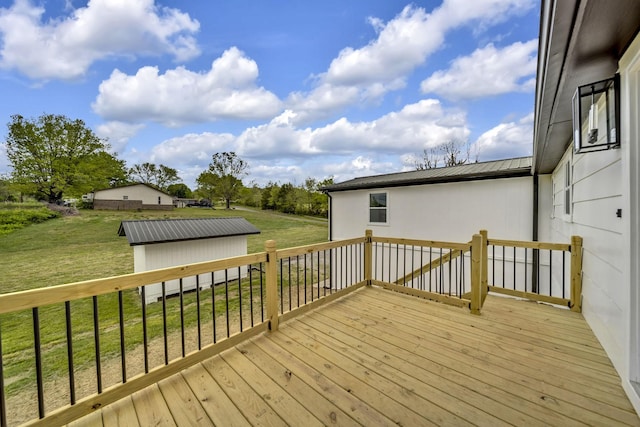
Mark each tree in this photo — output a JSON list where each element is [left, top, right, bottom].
[[415, 139, 475, 170], [129, 162, 180, 191], [167, 183, 193, 199], [5, 114, 123, 202], [201, 152, 249, 209]]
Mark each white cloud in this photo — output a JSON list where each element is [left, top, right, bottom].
[[151, 132, 235, 165], [474, 113, 533, 159], [0, 0, 200, 80], [95, 121, 145, 153], [420, 39, 538, 100], [235, 99, 469, 158], [288, 0, 535, 122], [92, 47, 283, 125]]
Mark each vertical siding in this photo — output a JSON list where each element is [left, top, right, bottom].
[[134, 236, 248, 304]]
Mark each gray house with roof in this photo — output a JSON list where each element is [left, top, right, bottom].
[[323, 157, 539, 243], [119, 217, 260, 304]]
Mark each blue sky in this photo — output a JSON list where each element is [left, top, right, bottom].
[[0, 0, 539, 188]]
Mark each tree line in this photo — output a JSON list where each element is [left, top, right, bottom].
[[2, 114, 331, 217]]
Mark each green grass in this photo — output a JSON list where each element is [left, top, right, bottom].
[[0, 205, 328, 397]]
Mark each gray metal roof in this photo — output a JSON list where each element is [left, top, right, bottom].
[[118, 217, 261, 246], [323, 157, 532, 192]]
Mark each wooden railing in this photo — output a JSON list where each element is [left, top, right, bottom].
[[0, 230, 582, 426]]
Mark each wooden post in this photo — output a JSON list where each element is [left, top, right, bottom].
[[470, 234, 482, 315], [570, 235, 583, 313], [265, 240, 279, 330], [364, 230, 373, 285], [480, 229, 488, 304]]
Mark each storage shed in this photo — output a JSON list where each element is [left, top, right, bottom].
[[118, 217, 260, 304]]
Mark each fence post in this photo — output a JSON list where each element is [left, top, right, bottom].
[[470, 234, 483, 315], [570, 235, 583, 313], [265, 240, 279, 330], [364, 230, 373, 285], [480, 229, 488, 304]]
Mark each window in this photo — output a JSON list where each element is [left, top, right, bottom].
[[564, 162, 571, 216], [369, 193, 387, 223], [158, 196, 161, 205], [123, 195, 128, 200]]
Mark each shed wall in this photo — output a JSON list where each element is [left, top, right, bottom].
[[135, 236, 248, 304]]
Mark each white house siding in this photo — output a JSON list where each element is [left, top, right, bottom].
[[330, 177, 533, 242], [135, 236, 248, 304], [329, 177, 533, 292]]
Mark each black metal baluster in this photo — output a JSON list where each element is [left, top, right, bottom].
[[238, 267, 243, 332], [33, 308, 45, 418], [296, 255, 300, 307], [288, 258, 292, 311], [429, 246, 433, 292], [180, 279, 185, 357], [225, 270, 230, 338], [311, 252, 315, 301], [162, 282, 168, 364], [65, 301, 75, 404], [118, 290, 126, 383], [439, 247, 443, 294], [249, 264, 254, 327], [196, 276, 201, 350], [492, 245, 495, 288], [92, 296, 102, 393], [549, 249, 553, 296], [212, 273, 217, 344], [513, 247, 517, 290], [304, 255, 308, 303], [141, 287, 149, 373], [524, 248, 528, 293]]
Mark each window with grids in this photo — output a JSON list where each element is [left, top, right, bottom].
[[369, 192, 387, 223]]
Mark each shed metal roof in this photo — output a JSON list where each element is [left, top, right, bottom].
[[322, 157, 532, 192], [118, 217, 261, 246]]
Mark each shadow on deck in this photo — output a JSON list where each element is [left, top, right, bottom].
[[70, 287, 640, 427]]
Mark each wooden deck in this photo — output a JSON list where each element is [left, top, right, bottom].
[[68, 286, 640, 426]]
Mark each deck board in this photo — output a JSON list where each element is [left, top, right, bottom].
[[75, 286, 640, 427]]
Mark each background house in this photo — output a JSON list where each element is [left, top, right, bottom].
[[118, 217, 260, 304], [323, 157, 536, 242], [93, 183, 173, 210]]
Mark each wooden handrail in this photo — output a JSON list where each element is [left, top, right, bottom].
[[0, 252, 267, 315], [487, 238, 570, 251], [276, 237, 365, 259], [372, 236, 470, 251]]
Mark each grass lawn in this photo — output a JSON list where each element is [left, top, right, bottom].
[[0, 205, 329, 417], [0, 205, 328, 294]]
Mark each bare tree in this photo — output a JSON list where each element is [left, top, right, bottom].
[[415, 139, 475, 170]]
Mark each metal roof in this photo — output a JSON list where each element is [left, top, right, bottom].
[[118, 217, 261, 246], [533, 0, 640, 173], [322, 157, 532, 192]]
